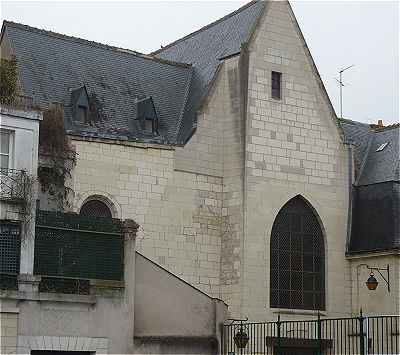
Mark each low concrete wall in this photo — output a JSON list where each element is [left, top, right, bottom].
[[135, 252, 227, 354]]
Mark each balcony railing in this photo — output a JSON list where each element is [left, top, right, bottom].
[[0, 168, 28, 203], [34, 210, 124, 295], [0, 95, 37, 111]]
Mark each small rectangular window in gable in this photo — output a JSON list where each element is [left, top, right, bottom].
[[271, 71, 282, 100]]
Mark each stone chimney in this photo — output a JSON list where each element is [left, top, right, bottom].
[[377, 119, 384, 127]]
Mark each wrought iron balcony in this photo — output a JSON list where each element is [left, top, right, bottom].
[[0, 168, 28, 203]]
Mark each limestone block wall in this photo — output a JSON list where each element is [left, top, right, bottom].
[[239, 0, 351, 320], [0, 310, 18, 355], [71, 138, 223, 297], [349, 254, 400, 316], [174, 56, 246, 314]]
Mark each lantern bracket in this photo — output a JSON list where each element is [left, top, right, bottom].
[[357, 263, 390, 292]]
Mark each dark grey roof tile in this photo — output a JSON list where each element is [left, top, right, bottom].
[[2, 21, 193, 144], [154, 0, 266, 143]]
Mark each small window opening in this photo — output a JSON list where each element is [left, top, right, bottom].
[[144, 118, 153, 132], [77, 105, 88, 124], [271, 71, 282, 100], [376, 142, 389, 152]]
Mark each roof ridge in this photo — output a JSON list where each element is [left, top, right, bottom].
[[370, 123, 400, 132], [337, 117, 371, 127], [151, 0, 261, 56], [2, 20, 192, 69]]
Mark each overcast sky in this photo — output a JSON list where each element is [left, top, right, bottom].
[[1, 0, 398, 124]]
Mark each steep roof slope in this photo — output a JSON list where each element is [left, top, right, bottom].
[[357, 126, 399, 185], [340, 120, 400, 253], [1, 21, 193, 143], [153, 0, 266, 142], [340, 119, 399, 185]]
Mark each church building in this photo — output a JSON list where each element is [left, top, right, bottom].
[[1, 0, 398, 330]]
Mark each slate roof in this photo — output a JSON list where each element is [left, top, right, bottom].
[[1, 21, 194, 144], [1, 1, 266, 144], [153, 0, 266, 142], [339, 119, 400, 185], [340, 119, 400, 253]]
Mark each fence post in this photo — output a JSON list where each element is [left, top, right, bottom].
[[317, 311, 322, 355], [276, 315, 281, 355], [359, 308, 365, 355]]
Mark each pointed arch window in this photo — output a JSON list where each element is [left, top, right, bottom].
[[270, 196, 325, 310]]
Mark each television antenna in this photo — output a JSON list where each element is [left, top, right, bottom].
[[335, 64, 355, 118]]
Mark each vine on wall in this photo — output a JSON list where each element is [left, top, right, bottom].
[[38, 104, 76, 209], [0, 56, 18, 105]]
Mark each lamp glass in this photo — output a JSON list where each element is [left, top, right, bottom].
[[366, 273, 378, 290]]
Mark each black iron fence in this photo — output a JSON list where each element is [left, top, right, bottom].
[[0, 222, 21, 290], [222, 312, 399, 355], [34, 210, 124, 294]]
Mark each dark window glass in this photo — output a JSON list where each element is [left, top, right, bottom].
[[80, 200, 112, 218], [144, 118, 153, 132], [271, 71, 282, 99], [270, 196, 325, 310], [76, 105, 88, 123]]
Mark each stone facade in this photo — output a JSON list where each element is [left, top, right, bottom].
[[71, 138, 223, 297], [239, 0, 351, 320], [32, 0, 398, 321]]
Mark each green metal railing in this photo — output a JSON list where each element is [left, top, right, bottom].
[[34, 210, 124, 294]]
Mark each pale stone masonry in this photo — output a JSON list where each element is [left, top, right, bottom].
[[1, 0, 398, 326], [241, 0, 350, 319], [65, 0, 396, 319]]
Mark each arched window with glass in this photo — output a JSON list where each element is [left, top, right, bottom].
[[80, 198, 113, 219], [270, 196, 325, 310]]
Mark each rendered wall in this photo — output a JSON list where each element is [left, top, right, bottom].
[[240, 0, 351, 320], [349, 254, 400, 316], [0, 309, 18, 355], [135, 252, 227, 339]]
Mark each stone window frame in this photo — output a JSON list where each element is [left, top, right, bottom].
[[79, 194, 118, 219]]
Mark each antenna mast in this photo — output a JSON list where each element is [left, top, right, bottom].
[[337, 65, 355, 118]]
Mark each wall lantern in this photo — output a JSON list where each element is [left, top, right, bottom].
[[227, 317, 249, 350], [358, 264, 390, 292], [365, 272, 379, 290], [234, 329, 249, 349]]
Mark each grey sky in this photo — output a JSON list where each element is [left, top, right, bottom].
[[1, 0, 398, 124]]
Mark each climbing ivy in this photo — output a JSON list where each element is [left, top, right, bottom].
[[0, 57, 18, 105], [38, 104, 76, 209]]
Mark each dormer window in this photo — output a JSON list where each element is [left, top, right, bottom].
[[376, 142, 389, 152], [136, 96, 159, 134], [70, 85, 90, 124]]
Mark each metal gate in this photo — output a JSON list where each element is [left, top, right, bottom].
[[222, 313, 400, 354]]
